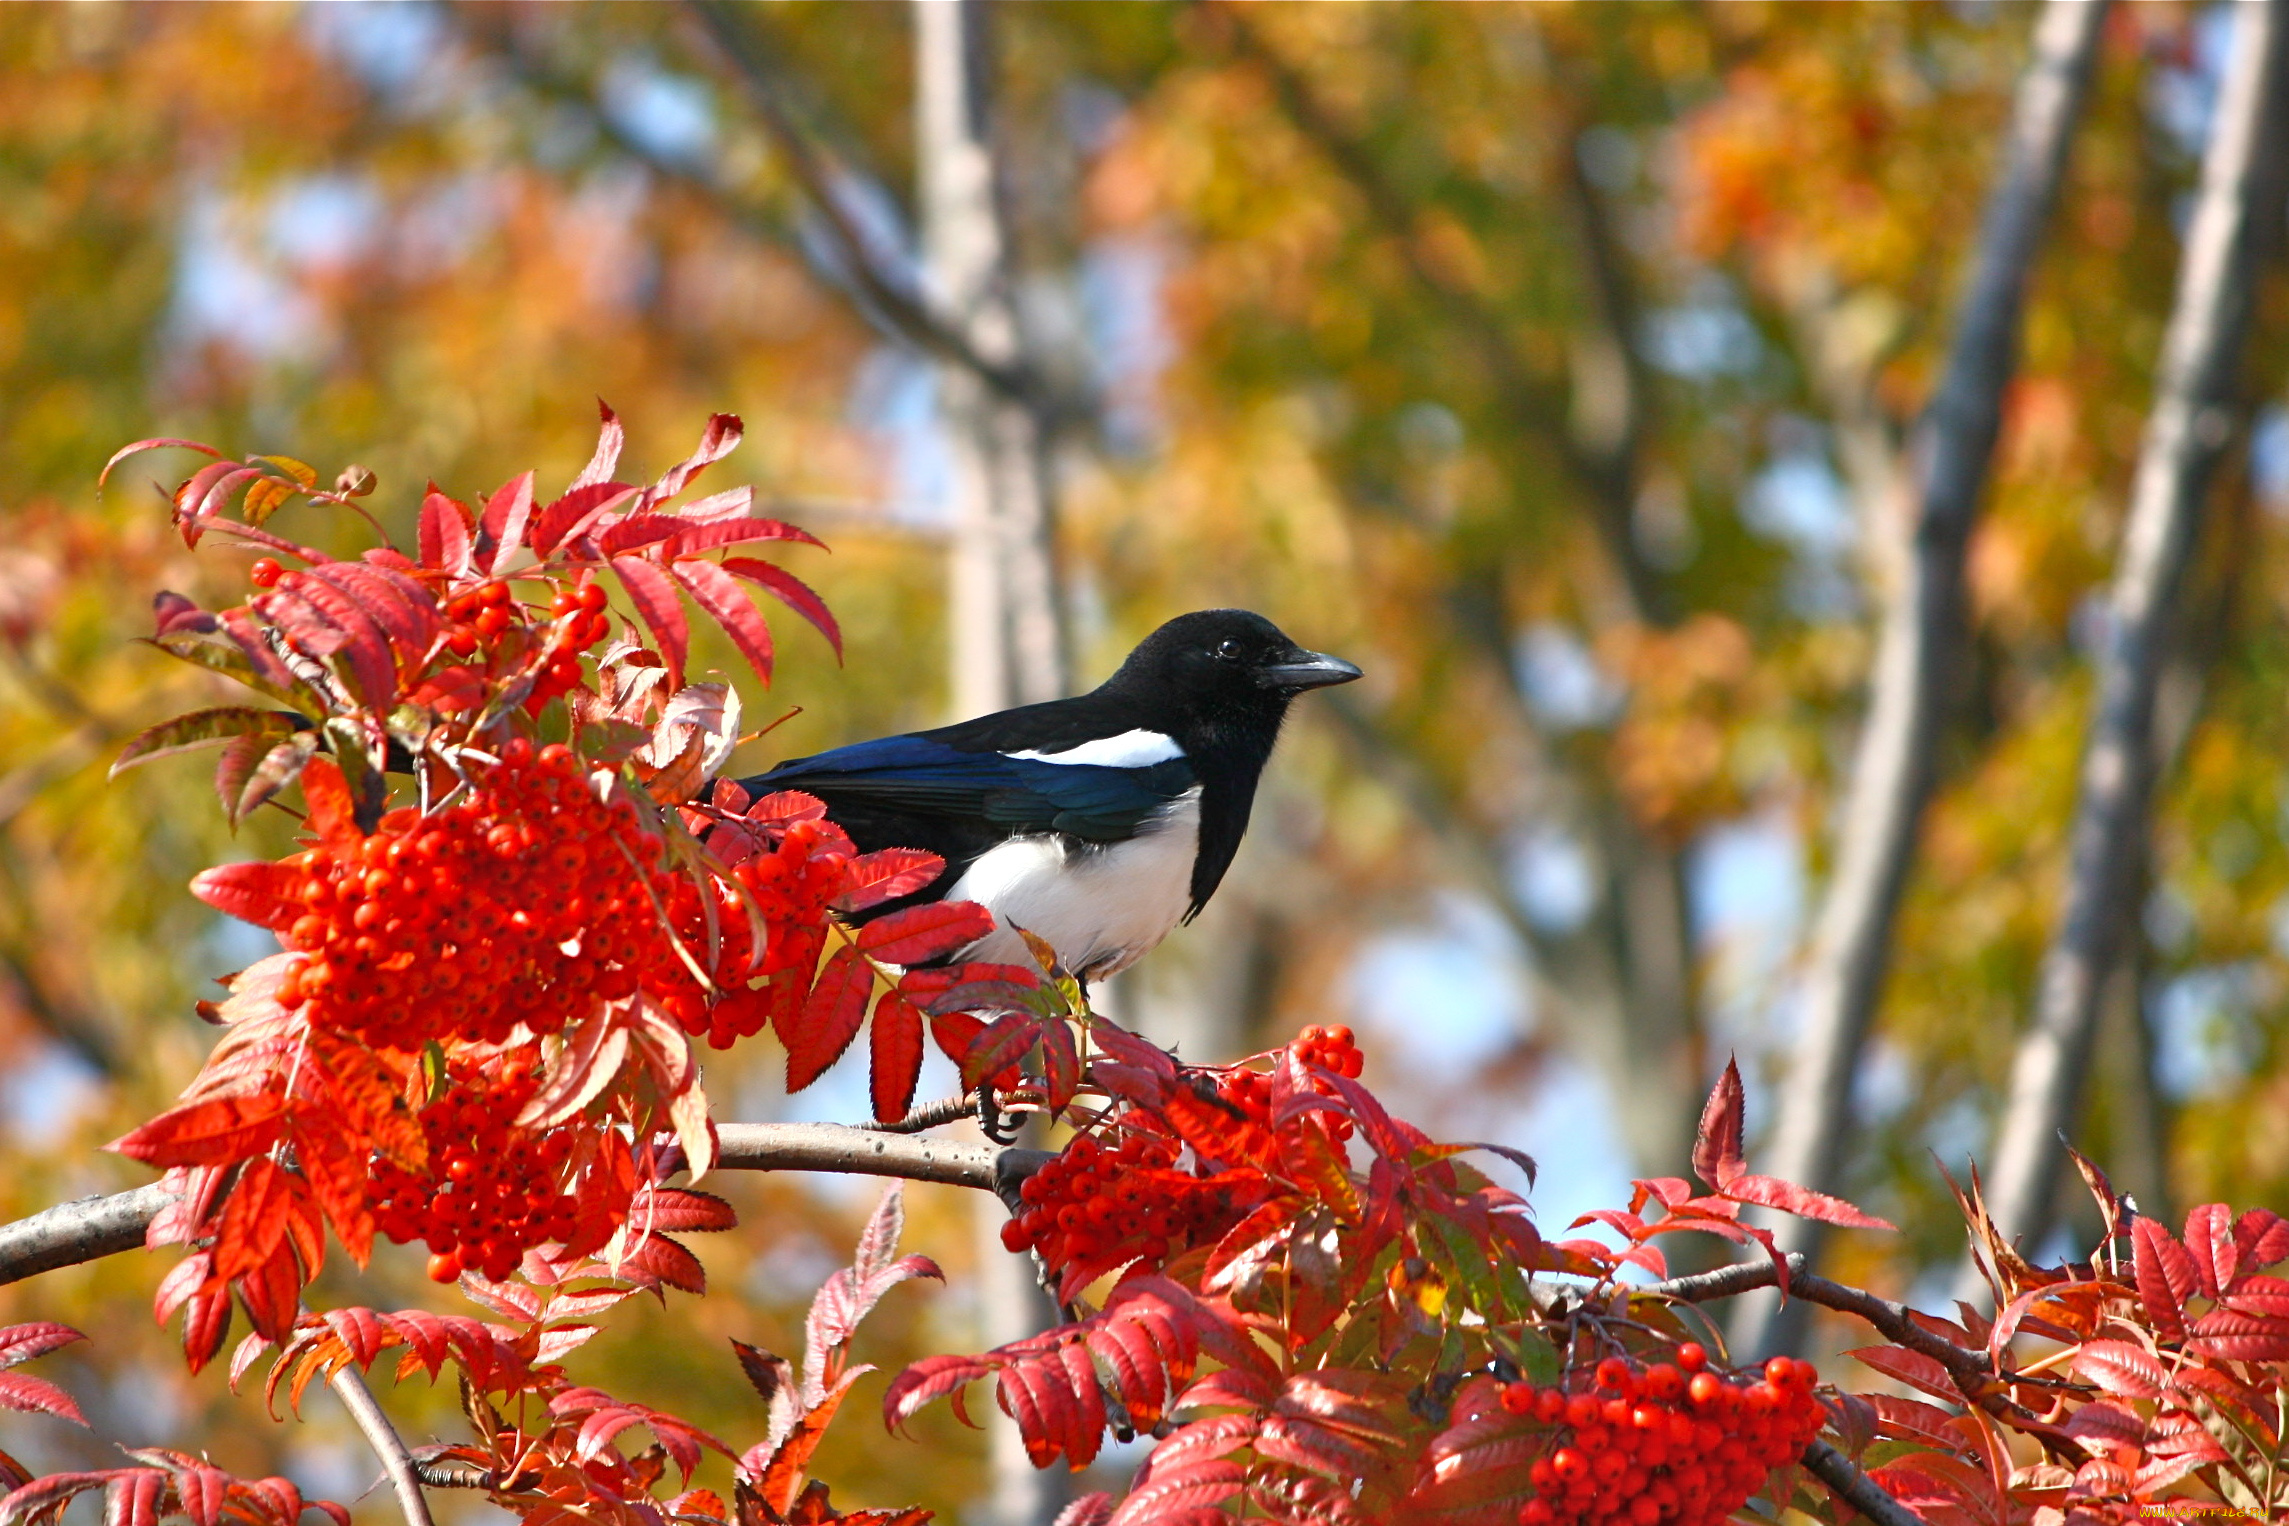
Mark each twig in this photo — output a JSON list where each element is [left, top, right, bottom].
[[1641, 1253, 1990, 1385], [0, 1124, 1048, 1288], [1801, 1440, 1923, 1526], [328, 1363, 437, 1526]]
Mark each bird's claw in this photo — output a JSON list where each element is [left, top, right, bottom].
[[977, 1084, 1022, 1146]]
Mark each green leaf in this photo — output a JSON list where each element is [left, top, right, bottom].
[[110, 707, 305, 779]]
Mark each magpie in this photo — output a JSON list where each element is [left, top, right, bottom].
[[735, 609, 1361, 980]]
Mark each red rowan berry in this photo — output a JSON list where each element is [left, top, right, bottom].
[[250, 557, 283, 588], [1675, 1342, 1706, 1373]]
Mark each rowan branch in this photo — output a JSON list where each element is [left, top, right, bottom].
[[1801, 1440, 1923, 1526], [1641, 1253, 1989, 1385], [328, 1363, 437, 1526], [0, 1123, 1048, 1289]]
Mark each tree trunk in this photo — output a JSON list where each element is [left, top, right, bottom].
[[917, 0, 1066, 716], [1974, 0, 2289, 1286], [1736, 0, 2109, 1357], [916, 6, 1070, 1521]]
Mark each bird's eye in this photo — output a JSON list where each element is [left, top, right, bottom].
[[1213, 639, 1245, 661]]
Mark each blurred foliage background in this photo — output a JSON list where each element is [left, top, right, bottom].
[[0, 2, 2285, 1522]]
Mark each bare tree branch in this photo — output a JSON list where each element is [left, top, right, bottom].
[[1979, 0, 2289, 1272], [0, 1124, 1049, 1289], [1745, 0, 2110, 1356], [328, 1364, 437, 1526], [1641, 1252, 1989, 1387], [678, 0, 1078, 425]]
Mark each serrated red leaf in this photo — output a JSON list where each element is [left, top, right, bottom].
[[418, 487, 471, 576], [1692, 1057, 1745, 1189], [834, 849, 945, 913], [571, 400, 626, 490], [869, 992, 925, 1123], [857, 901, 994, 965], [213, 1157, 295, 1284], [1846, 1345, 1958, 1402], [269, 573, 395, 707], [611, 555, 689, 690], [669, 557, 775, 686], [2134, 1216, 2194, 1341], [644, 412, 743, 506], [1720, 1172, 1896, 1229], [2075, 1339, 2168, 1399], [2184, 1202, 2234, 1296], [666, 517, 825, 555], [0, 1373, 86, 1427], [719, 558, 841, 659], [187, 861, 305, 930], [0, 1324, 85, 1373], [787, 945, 872, 1093], [111, 1095, 288, 1167], [476, 470, 536, 574]]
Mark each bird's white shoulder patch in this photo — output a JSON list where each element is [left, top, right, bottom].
[[1005, 728, 1185, 769]]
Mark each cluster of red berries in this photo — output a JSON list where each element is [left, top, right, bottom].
[[1211, 1026, 1365, 1148], [432, 579, 611, 713], [272, 739, 688, 1049], [1291, 1024, 1365, 1078], [1000, 1125, 1272, 1294], [369, 1060, 584, 1284], [1500, 1350, 1825, 1526], [664, 815, 865, 1050]]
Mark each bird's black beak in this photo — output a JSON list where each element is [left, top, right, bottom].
[[1257, 649, 1363, 691]]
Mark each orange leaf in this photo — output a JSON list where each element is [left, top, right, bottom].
[[213, 1157, 295, 1284], [111, 1095, 287, 1168], [299, 756, 359, 843]]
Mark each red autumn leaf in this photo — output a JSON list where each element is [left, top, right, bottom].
[[834, 849, 945, 914], [2134, 1216, 2195, 1341], [1719, 1173, 1896, 1230], [478, 470, 536, 574], [870, 992, 924, 1124], [611, 555, 690, 689], [212, 1157, 295, 1284], [299, 755, 358, 844], [270, 574, 396, 708], [293, 1122, 373, 1267], [187, 861, 305, 931], [111, 1094, 288, 1167], [1691, 1056, 1746, 1190], [101, 436, 225, 488], [665, 518, 826, 556], [1845, 1346, 1958, 1403], [571, 399, 626, 490], [0, 1372, 86, 1427], [719, 558, 841, 660], [0, 1323, 85, 1372], [856, 901, 995, 966], [2183, 1202, 2235, 1297], [669, 557, 775, 686], [787, 945, 873, 1093], [643, 412, 743, 506], [417, 484, 472, 576], [2075, 1340, 2169, 1399], [960, 1013, 1045, 1095]]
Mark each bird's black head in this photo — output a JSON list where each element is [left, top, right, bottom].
[[1099, 610, 1361, 742]]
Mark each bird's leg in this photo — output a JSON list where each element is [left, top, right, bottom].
[[976, 1083, 1022, 1146]]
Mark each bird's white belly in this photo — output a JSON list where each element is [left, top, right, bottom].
[[943, 789, 1202, 980]]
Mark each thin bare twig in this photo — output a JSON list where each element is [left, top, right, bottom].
[[1642, 1252, 1989, 1385], [328, 1363, 437, 1526]]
